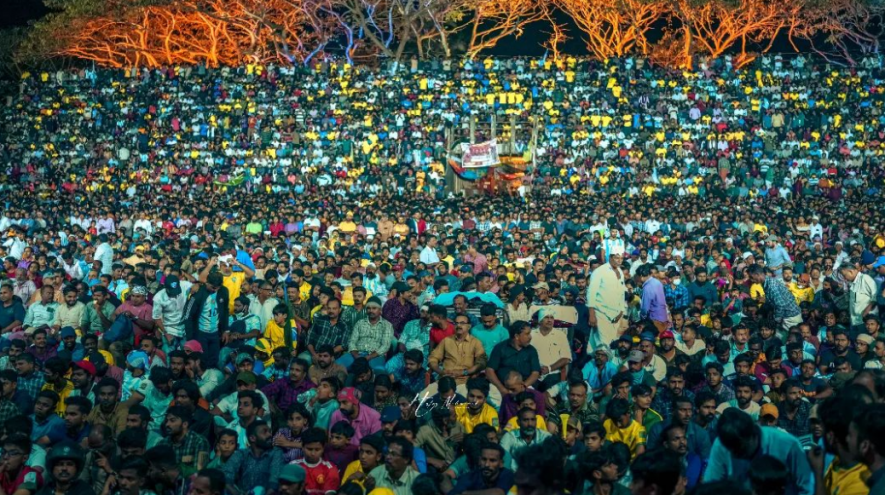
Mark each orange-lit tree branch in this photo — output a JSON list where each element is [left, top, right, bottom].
[[554, 0, 667, 60], [451, 0, 550, 60], [672, 0, 784, 67]]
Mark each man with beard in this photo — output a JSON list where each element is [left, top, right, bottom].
[[579, 447, 628, 495], [647, 396, 712, 458], [693, 391, 718, 444], [651, 370, 694, 422], [449, 443, 514, 495], [338, 297, 393, 374], [715, 376, 760, 420], [158, 406, 209, 477], [222, 419, 283, 495], [661, 423, 704, 492], [308, 345, 347, 385], [806, 395, 870, 495], [454, 378, 499, 434], [581, 345, 619, 401], [776, 379, 812, 437], [611, 335, 633, 369], [819, 329, 863, 374], [170, 381, 214, 442], [186, 352, 223, 399], [86, 378, 128, 436], [69, 361, 97, 404], [547, 380, 599, 437], [656, 331, 684, 371], [500, 408, 552, 470], [34, 441, 91, 495], [168, 350, 188, 382]]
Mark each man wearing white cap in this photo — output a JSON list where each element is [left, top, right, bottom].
[[587, 244, 628, 349], [531, 307, 572, 389]]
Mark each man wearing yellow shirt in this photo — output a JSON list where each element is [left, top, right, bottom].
[[454, 379, 499, 434], [813, 396, 871, 495], [603, 398, 646, 460], [341, 435, 385, 487]]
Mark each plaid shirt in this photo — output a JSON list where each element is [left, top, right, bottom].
[[763, 278, 801, 320], [777, 400, 812, 437], [17, 372, 45, 402], [160, 431, 210, 477], [663, 284, 692, 310], [306, 315, 352, 350], [0, 398, 19, 426], [650, 388, 695, 422], [347, 318, 394, 354]]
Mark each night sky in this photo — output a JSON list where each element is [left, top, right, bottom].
[[4, 0, 48, 28]]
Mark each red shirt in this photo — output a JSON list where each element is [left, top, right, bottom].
[[430, 321, 455, 346], [0, 466, 42, 494], [292, 459, 341, 495]]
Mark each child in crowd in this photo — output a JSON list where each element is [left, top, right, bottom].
[[323, 421, 358, 474], [292, 427, 341, 495], [274, 403, 312, 462]]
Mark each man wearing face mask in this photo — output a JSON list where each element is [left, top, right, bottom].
[[663, 269, 691, 312], [35, 441, 92, 495]]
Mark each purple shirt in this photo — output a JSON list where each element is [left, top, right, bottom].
[[499, 388, 547, 426], [328, 403, 382, 446], [260, 378, 316, 412], [641, 277, 668, 322]]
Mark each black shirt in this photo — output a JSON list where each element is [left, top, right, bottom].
[[488, 341, 541, 381]]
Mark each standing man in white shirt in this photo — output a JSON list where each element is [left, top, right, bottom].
[[94, 234, 114, 276], [587, 245, 628, 349], [840, 258, 879, 335]]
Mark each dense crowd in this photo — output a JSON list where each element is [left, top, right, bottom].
[[0, 53, 884, 495]]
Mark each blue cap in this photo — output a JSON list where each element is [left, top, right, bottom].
[[60, 327, 77, 339], [126, 350, 149, 370], [639, 331, 657, 342], [381, 405, 401, 423]]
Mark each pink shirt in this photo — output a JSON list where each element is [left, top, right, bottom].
[[328, 404, 382, 446]]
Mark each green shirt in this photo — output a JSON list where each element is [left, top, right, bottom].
[[80, 301, 115, 336]]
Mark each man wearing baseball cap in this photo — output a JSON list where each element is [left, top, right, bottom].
[[278, 464, 306, 495], [69, 360, 97, 403], [328, 387, 381, 446]]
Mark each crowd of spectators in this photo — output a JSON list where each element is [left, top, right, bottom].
[[0, 53, 883, 495]]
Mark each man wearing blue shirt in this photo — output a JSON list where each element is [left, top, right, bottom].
[[764, 236, 792, 276], [703, 408, 812, 495], [450, 443, 514, 495]]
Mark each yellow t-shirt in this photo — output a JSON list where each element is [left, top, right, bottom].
[[342, 460, 366, 486], [224, 273, 246, 312], [42, 380, 74, 415], [454, 403, 500, 433], [825, 459, 870, 495], [297, 282, 312, 302], [264, 319, 296, 352], [604, 419, 646, 459], [750, 283, 766, 300]]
